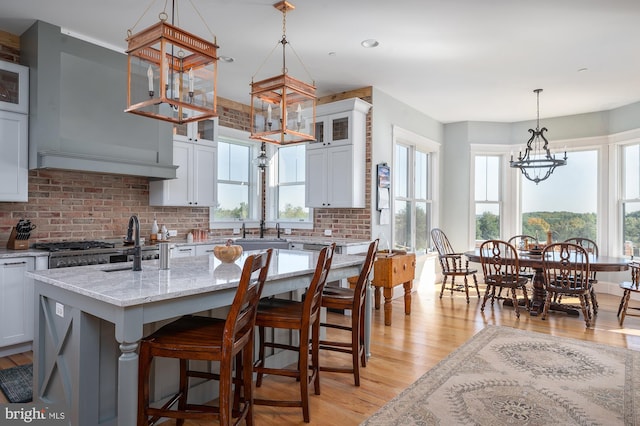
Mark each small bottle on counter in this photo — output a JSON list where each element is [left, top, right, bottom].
[[187, 231, 194, 243], [150, 214, 159, 242]]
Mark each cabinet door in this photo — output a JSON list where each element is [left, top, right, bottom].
[[193, 144, 217, 206], [0, 258, 35, 347], [195, 244, 217, 256], [305, 148, 327, 207], [168, 141, 193, 205], [326, 145, 355, 207], [172, 245, 195, 257], [0, 111, 28, 202]]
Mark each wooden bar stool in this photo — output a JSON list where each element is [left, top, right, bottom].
[[253, 244, 335, 423], [137, 250, 272, 426], [319, 239, 378, 386]]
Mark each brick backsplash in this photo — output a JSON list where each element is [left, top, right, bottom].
[[0, 169, 209, 244]]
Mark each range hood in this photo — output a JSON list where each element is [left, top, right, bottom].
[[20, 21, 177, 179]]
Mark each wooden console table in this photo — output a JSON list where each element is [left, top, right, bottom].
[[372, 250, 416, 326]]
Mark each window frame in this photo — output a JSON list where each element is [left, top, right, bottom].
[[209, 127, 261, 229], [268, 143, 313, 229], [391, 126, 438, 253]]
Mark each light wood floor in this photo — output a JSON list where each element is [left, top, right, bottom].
[[2, 281, 640, 425]]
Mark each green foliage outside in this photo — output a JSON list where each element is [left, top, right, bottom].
[[279, 204, 309, 220], [394, 205, 429, 251], [476, 211, 500, 240], [522, 211, 597, 242], [215, 202, 249, 220], [475, 209, 640, 253]]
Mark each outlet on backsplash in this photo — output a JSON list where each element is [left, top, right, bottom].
[[324, 229, 332, 236]]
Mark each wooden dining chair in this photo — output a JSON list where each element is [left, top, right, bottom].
[[319, 239, 378, 386], [253, 243, 335, 423], [430, 228, 480, 303], [564, 237, 599, 314], [479, 240, 530, 318], [137, 250, 273, 426], [541, 242, 593, 327], [617, 261, 640, 326]]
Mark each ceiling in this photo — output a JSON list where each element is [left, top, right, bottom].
[[1, 0, 640, 124]]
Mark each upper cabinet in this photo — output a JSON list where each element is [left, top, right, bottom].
[[0, 61, 29, 202], [0, 110, 28, 202], [149, 138, 217, 207], [173, 117, 218, 144], [305, 98, 372, 208]]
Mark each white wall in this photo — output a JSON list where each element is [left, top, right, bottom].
[[370, 88, 443, 243]]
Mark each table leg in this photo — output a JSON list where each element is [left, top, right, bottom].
[[403, 281, 412, 316], [118, 341, 140, 426], [383, 287, 393, 326], [374, 285, 381, 310]]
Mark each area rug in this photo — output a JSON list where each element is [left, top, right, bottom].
[[0, 364, 33, 403], [362, 326, 640, 425]]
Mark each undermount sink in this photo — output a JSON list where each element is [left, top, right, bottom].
[[234, 238, 290, 251], [102, 266, 133, 273]]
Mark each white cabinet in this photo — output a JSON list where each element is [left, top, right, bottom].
[[195, 244, 217, 256], [149, 139, 217, 206], [173, 117, 218, 143], [0, 110, 28, 202], [305, 98, 372, 208], [0, 257, 35, 353], [172, 245, 195, 258]]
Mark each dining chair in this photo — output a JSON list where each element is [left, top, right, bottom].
[[318, 239, 378, 386], [541, 242, 593, 327], [253, 243, 336, 423], [430, 228, 480, 303], [564, 237, 599, 314], [506, 234, 539, 292], [137, 249, 273, 426], [479, 240, 530, 317], [617, 261, 640, 326]]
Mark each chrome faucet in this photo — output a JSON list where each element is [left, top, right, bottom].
[[276, 222, 281, 239], [259, 219, 265, 239], [126, 215, 142, 271], [242, 222, 246, 238]]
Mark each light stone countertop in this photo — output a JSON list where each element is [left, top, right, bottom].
[[26, 249, 364, 308], [0, 248, 50, 259]]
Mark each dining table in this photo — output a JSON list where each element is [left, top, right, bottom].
[[465, 248, 630, 316], [25, 249, 365, 426]]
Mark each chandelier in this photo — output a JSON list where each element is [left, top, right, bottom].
[[250, 1, 316, 145], [125, 0, 218, 124], [510, 89, 567, 184]]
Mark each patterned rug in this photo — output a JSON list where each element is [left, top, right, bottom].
[[0, 364, 33, 403], [362, 326, 640, 425]]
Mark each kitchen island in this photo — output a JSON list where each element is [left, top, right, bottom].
[[26, 249, 365, 426]]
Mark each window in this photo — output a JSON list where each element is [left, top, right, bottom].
[[214, 139, 255, 221], [394, 144, 432, 253], [622, 143, 640, 256], [276, 144, 310, 222], [521, 149, 598, 242], [474, 155, 501, 241]]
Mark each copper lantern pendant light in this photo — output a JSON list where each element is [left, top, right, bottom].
[[250, 1, 316, 145], [125, 0, 218, 124]]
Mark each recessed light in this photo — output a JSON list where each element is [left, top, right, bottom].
[[577, 67, 588, 73], [219, 56, 235, 63], [328, 51, 337, 56], [361, 39, 379, 48]]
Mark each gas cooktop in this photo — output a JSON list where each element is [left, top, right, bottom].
[[32, 241, 117, 252]]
